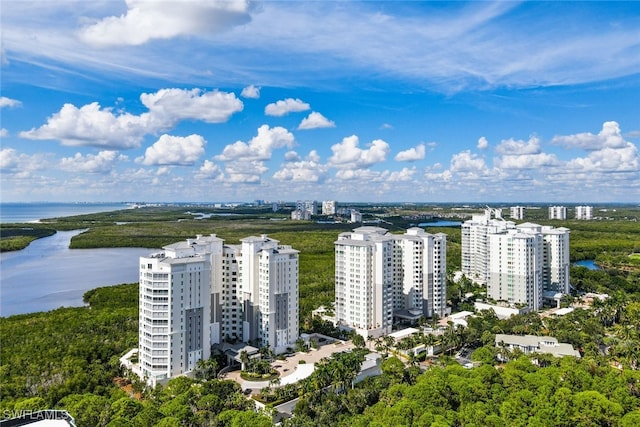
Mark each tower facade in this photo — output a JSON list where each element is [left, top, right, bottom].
[[138, 234, 299, 386], [575, 206, 593, 220], [462, 215, 570, 311], [461, 208, 515, 285], [510, 206, 526, 220], [139, 234, 223, 386], [322, 200, 336, 215], [548, 206, 567, 220], [335, 226, 447, 338]]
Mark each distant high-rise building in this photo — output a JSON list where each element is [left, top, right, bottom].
[[461, 208, 515, 285], [291, 209, 311, 220], [549, 206, 567, 220], [510, 206, 526, 220], [334, 226, 447, 338], [350, 210, 362, 223], [138, 234, 299, 386], [575, 206, 593, 220], [462, 210, 570, 311], [322, 200, 336, 215], [296, 200, 318, 216]]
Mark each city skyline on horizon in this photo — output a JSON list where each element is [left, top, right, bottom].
[[2, 1, 639, 203]]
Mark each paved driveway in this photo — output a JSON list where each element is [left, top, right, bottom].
[[221, 339, 356, 394]]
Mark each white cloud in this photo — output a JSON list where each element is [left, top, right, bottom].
[[139, 88, 243, 126], [0, 128, 8, 137], [495, 153, 561, 169], [241, 84, 260, 99], [552, 121, 628, 150], [197, 160, 224, 180], [60, 150, 127, 173], [450, 150, 488, 172], [496, 136, 541, 155], [223, 160, 267, 183], [264, 98, 310, 116], [380, 123, 394, 130], [20, 102, 147, 148], [215, 125, 295, 161], [284, 151, 301, 162], [328, 135, 389, 169], [0, 96, 21, 108], [566, 145, 639, 172], [395, 143, 425, 162], [477, 136, 489, 150], [139, 134, 206, 166], [79, 0, 252, 47], [274, 150, 326, 182], [19, 88, 242, 149], [0, 148, 50, 177], [386, 167, 416, 181], [298, 112, 335, 130]]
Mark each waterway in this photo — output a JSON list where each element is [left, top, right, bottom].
[[0, 230, 153, 317], [574, 259, 601, 270]]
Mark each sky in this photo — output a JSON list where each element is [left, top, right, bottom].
[[1, 1, 639, 204]]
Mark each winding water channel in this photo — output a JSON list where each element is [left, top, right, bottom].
[[0, 230, 153, 317]]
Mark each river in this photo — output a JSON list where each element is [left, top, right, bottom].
[[0, 230, 153, 317]]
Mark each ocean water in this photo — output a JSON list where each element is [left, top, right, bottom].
[[0, 202, 131, 223]]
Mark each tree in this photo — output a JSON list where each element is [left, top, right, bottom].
[[352, 333, 366, 349]]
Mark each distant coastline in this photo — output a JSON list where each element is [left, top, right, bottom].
[[0, 202, 132, 223]]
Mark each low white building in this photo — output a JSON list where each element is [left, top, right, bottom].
[[495, 334, 581, 361]]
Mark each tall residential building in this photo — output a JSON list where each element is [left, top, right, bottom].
[[510, 206, 526, 220], [139, 234, 222, 386], [575, 205, 593, 220], [138, 234, 298, 386], [541, 226, 571, 294], [462, 213, 570, 311], [549, 206, 567, 220], [322, 200, 337, 215], [296, 200, 318, 216], [238, 235, 299, 353], [396, 228, 448, 318], [461, 208, 516, 285], [487, 225, 544, 310], [334, 226, 447, 338], [350, 210, 362, 223]]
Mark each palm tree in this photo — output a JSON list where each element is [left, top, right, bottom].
[[239, 350, 249, 371]]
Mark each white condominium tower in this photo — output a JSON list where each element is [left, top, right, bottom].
[[575, 205, 593, 220], [510, 206, 526, 220], [396, 228, 447, 319], [486, 223, 570, 310], [334, 226, 447, 338], [461, 208, 516, 285], [322, 200, 337, 215], [139, 234, 299, 386], [549, 206, 567, 220], [541, 225, 571, 294], [139, 234, 222, 386], [238, 236, 299, 353], [462, 211, 570, 310], [487, 225, 544, 310]]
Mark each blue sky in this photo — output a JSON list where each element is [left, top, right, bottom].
[[1, 1, 639, 203]]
